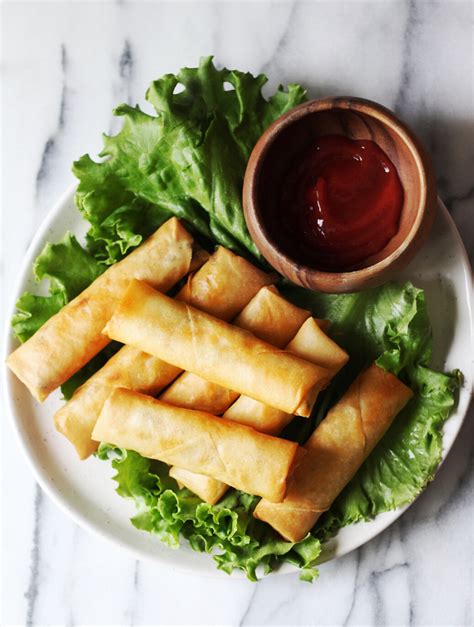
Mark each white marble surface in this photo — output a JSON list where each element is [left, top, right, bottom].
[[1, 1, 473, 625]]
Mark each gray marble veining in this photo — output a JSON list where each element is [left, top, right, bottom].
[[2, 2, 473, 625]]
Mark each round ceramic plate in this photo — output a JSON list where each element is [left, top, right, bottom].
[[3, 185, 473, 578]]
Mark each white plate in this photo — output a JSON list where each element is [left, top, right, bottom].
[[2, 185, 473, 578]]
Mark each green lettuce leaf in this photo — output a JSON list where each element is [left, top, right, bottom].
[[97, 445, 321, 581], [73, 56, 307, 264]]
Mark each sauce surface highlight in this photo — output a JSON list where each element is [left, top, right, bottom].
[[278, 135, 404, 271]]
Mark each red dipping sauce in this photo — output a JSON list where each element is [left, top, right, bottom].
[[278, 135, 404, 271]]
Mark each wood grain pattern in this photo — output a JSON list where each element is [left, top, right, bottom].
[[243, 97, 437, 293]]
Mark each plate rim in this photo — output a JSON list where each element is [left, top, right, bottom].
[[2, 184, 473, 579]]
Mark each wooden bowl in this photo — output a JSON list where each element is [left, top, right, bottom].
[[243, 97, 437, 293]]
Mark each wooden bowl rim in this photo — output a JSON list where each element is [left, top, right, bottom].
[[243, 96, 435, 283]]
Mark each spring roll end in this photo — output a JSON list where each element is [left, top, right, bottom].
[[91, 390, 119, 443], [294, 371, 331, 417], [254, 503, 325, 543], [6, 350, 48, 402], [54, 405, 99, 460], [169, 466, 227, 505]]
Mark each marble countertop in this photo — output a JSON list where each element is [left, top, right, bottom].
[[2, 2, 473, 625]]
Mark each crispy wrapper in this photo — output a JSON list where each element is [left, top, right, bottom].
[[92, 389, 299, 502], [54, 348, 182, 459], [105, 280, 331, 416], [168, 467, 230, 504], [176, 246, 274, 319], [254, 364, 414, 542], [232, 285, 311, 348], [7, 218, 201, 402], [175, 317, 348, 504], [54, 247, 274, 458], [167, 286, 310, 497], [224, 317, 349, 433], [160, 285, 310, 413]]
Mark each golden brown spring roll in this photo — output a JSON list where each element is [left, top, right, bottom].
[[92, 388, 299, 502], [160, 373, 237, 416], [172, 317, 349, 504], [54, 348, 182, 459], [224, 317, 349, 433], [231, 285, 311, 348], [160, 285, 310, 413], [6, 218, 201, 402], [176, 246, 274, 319], [254, 363, 414, 542], [54, 248, 274, 459], [167, 287, 310, 498], [286, 317, 349, 373], [105, 281, 331, 416], [169, 467, 230, 503]]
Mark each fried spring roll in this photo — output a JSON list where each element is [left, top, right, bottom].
[[232, 286, 311, 348], [169, 467, 229, 503], [224, 317, 349, 433], [160, 373, 237, 416], [105, 281, 331, 416], [55, 349, 182, 459], [54, 248, 274, 458], [92, 389, 299, 502], [160, 285, 310, 413], [171, 317, 349, 504], [176, 246, 275, 319], [6, 218, 202, 402], [167, 287, 311, 499], [254, 364, 414, 542]]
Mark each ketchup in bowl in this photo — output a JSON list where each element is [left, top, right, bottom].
[[279, 135, 404, 271]]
